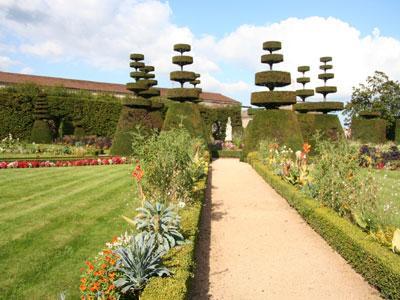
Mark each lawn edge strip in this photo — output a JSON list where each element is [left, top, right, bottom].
[[140, 165, 209, 300], [247, 152, 400, 299]]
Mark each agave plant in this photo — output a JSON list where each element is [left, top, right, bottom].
[[114, 232, 170, 296], [128, 201, 185, 251]]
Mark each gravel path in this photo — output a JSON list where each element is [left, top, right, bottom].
[[191, 158, 380, 300]]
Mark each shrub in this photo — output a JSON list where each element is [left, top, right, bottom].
[[110, 107, 163, 155], [162, 102, 207, 142], [243, 109, 304, 159], [351, 117, 387, 144], [128, 201, 185, 251], [132, 128, 207, 203], [396, 120, 400, 144], [296, 113, 343, 147], [30, 120, 52, 143], [311, 138, 378, 219], [115, 233, 170, 298]]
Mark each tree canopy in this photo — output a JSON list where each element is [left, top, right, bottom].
[[344, 71, 400, 139]]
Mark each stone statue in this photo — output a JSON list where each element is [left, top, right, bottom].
[[225, 117, 232, 142]]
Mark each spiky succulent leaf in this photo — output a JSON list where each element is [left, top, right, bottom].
[[115, 232, 170, 295], [133, 201, 184, 251]]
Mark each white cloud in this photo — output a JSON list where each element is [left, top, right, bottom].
[[1, 1, 400, 105], [19, 66, 33, 74], [0, 55, 18, 69], [20, 41, 63, 57]]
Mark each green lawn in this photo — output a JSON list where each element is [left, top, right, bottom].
[[0, 164, 136, 299], [374, 169, 400, 227]]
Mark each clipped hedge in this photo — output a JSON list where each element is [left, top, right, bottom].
[[167, 88, 201, 102], [351, 117, 387, 144], [211, 149, 242, 158], [261, 54, 283, 65], [293, 101, 343, 113], [255, 71, 291, 87], [199, 105, 242, 141], [263, 41, 281, 51], [243, 109, 303, 159], [141, 168, 209, 299], [162, 102, 207, 142], [247, 153, 400, 299], [31, 120, 52, 143], [296, 113, 343, 147], [0, 84, 123, 140], [251, 91, 296, 107], [110, 107, 164, 155]]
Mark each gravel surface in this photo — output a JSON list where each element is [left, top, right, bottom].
[[191, 158, 380, 300]]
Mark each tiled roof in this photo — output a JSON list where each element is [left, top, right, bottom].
[[0, 71, 240, 105]]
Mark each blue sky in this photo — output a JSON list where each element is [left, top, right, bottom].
[[1, 0, 400, 106], [170, 0, 400, 39]]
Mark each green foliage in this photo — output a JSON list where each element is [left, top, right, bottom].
[[132, 201, 184, 251], [251, 91, 296, 107], [0, 84, 123, 140], [296, 114, 343, 147], [166, 88, 201, 102], [243, 109, 304, 159], [263, 41, 281, 52], [397, 120, 400, 144], [0, 84, 37, 139], [162, 102, 207, 141], [199, 105, 242, 141], [351, 118, 387, 144], [133, 127, 207, 203], [110, 106, 164, 155], [293, 101, 343, 113], [140, 179, 207, 300], [247, 154, 400, 299], [115, 233, 170, 296], [311, 138, 378, 218], [255, 71, 291, 88], [211, 149, 242, 158], [31, 119, 52, 143], [344, 71, 400, 140]]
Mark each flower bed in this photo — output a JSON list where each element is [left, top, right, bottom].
[[79, 128, 210, 299], [247, 152, 400, 299], [0, 156, 127, 169], [359, 144, 400, 170]]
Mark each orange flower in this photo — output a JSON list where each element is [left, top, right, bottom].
[[101, 263, 107, 269], [302, 143, 311, 154], [109, 272, 116, 280], [85, 261, 94, 271], [108, 284, 115, 292], [80, 277, 87, 284], [80, 284, 86, 291]]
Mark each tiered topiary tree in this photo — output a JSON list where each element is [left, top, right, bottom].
[[293, 57, 343, 145], [294, 57, 343, 113], [296, 66, 314, 102], [163, 44, 207, 141], [31, 92, 52, 143], [351, 111, 387, 144], [243, 41, 304, 158], [111, 54, 164, 155], [167, 44, 201, 102]]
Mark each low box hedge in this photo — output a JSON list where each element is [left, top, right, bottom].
[[140, 166, 209, 299], [247, 152, 400, 299], [211, 149, 242, 158]]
